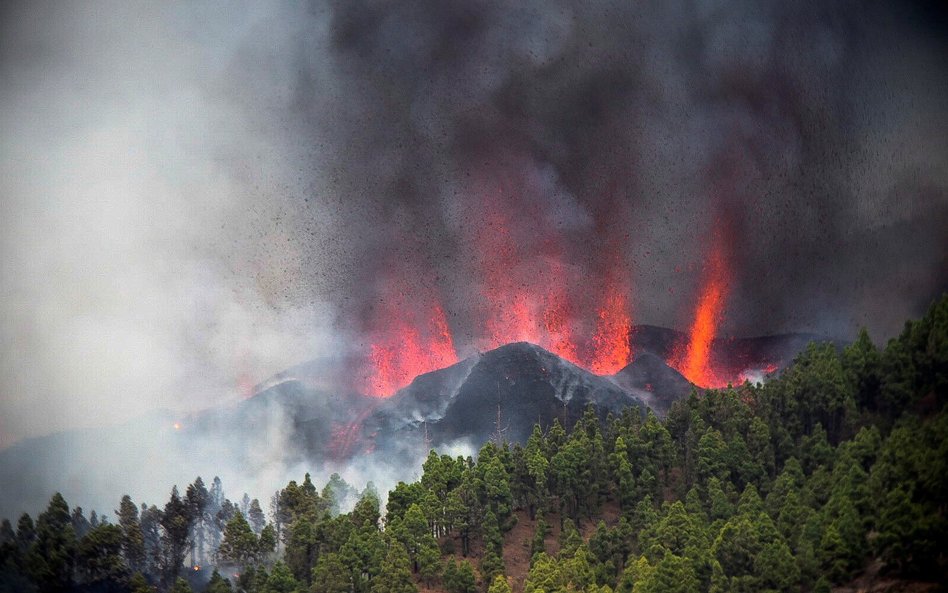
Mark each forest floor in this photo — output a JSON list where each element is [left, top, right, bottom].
[[420, 502, 622, 593], [833, 561, 943, 593]]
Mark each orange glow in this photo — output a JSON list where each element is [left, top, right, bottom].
[[358, 176, 643, 395], [543, 302, 579, 364], [540, 257, 582, 365], [476, 194, 544, 349], [330, 402, 380, 459], [671, 239, 729, 387], [173, 422, 181, 431], [588, 283, 632, 374], [364, 302, 457, 397]]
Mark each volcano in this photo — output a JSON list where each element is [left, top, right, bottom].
[[232, 328, 819, 461], [611, 353, 694, 416], [362, 342, 647, 454], [0, 327, 822, 518]]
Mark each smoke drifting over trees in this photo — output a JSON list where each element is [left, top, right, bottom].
[[1, 2, 946, 442]]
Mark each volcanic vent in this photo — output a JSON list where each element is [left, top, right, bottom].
[[237, 321, 819, 466]]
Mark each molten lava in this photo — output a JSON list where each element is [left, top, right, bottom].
[[475, 193, 545, 349], [588, 282, 632, 374], [539, 257, 582, 365], [671, 239, 730, 387], [361, 173, 642, 395], [363, 299, 458, 397], [543, 301, 579, 365]]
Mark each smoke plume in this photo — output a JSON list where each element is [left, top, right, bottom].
[[0, 0, 946, 509]]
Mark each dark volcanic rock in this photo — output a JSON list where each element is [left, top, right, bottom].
[[611, 353, 695, 415], [365, 342, 646, 456]]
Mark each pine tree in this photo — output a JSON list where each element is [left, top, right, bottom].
[[563, 545, 595, 591], [818, 523, 849, 583], [711, 515, 759, 581], [647, 501, 702, 557], [616, 556, 653, 593], [311, 552, 351, 593], [71, 507, 91, 539], [160, 486, 194, 585], [258, 522, 277, 565], [559, 518, 582, 558], [0, 518, 13, 547], [284, 516, 319, 584], [262, 560, 298, 593], [186, 478, 209, 566], [116, 495, 146, 573], [648, 552, 699, 593], [706, 477, 733, 522], [775, 490, 806, 550], [417, 542, 441, 586], [843, 328, 882, 411], [28, 492, 77, 593], [218, 512, 258, 570], [480, 545, 505, 590], [612, 436, 637, 511], [530, 513, 548, 559], [248, 499, 266, 535], [370, 540, 416, 593], [351, 490, 381, 530], [697, 429, 728, 483], [322, 473, 353, 516], [525, 425, 550, 519], [139, 504, 162, 575], [487, 574, 512, 593], [391, 503, 438, 575], [16, 513, 35, 550], [873, 485, 929, 576], [456, 560, 477, 593], [754, 539, 799, 592], [205, 569, 233, 593], [76, 523, 129, 589], [128, 572, 153, 593], [170, 576, 193, 593]]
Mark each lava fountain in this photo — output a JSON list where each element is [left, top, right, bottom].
[[588, 278, 633, 374], [362, 278, 458, 397], [671, 231, 730, 387]]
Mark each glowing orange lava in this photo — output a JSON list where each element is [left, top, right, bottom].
[[588, 282, 632, 374], [361, 172, 644, 396], [363, 300, 458, 397], [543, 302, 579, 364], [476, 196, 545, 349], [540, 258, 582, 365], [671, 241, 729, 387]]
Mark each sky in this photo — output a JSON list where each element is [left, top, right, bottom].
[[1, 0, 946, 448]]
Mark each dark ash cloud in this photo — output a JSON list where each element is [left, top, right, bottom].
[[1, 0, 946, 448]]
